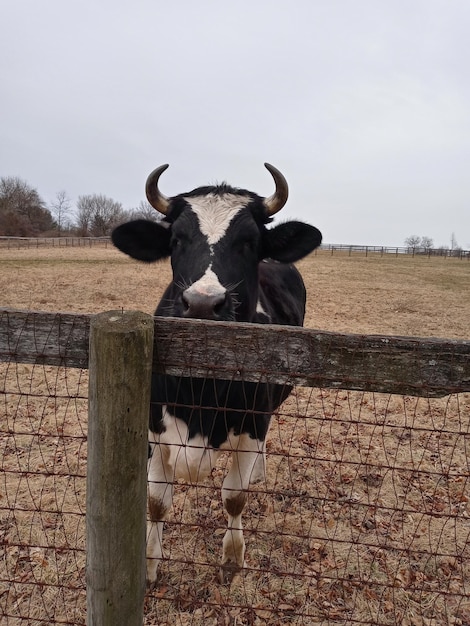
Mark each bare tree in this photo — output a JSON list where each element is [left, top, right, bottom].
[[50, 190, 72, 236], [127, 200, 161, 222], [75, 196, 94, 236], [0, 176, 54, 236], [404, 235, 421, 251], [76, 194, 126, 236], [420, 236, 434, 252]]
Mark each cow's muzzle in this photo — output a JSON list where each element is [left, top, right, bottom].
[[181, 290, 228, 320]]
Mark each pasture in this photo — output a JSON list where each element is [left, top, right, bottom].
[[1, 245, 469, 625], [1, 245, 469, 338]]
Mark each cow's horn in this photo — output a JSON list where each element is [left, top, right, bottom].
[[146, 164, 170, 214], [263, 163, 289, 216]]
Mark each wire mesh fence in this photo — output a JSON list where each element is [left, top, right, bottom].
[[145, 389, 470, 625], [1, 361, 88, 624], [1, 309, 469, 625]]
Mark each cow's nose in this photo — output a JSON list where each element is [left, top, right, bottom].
[[182, 290, 227, 319]]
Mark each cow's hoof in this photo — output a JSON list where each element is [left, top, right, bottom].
[[146, 568, 164, 590], [147, 572, 167, 591], [219, 560, 243, 585], [249, 472, 265, 485]]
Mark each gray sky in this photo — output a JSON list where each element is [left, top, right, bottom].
[[2, 0, 469, 247]]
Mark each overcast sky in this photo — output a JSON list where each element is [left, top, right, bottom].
[[2, 1, 469, 247]]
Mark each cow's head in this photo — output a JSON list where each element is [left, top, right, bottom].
[[112, 163, 322, 321]]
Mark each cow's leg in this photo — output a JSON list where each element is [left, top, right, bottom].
[[250, 437, 267, 484], [147, 433, 174, 586], [220, 434, 263, 583], [249, 414, 271, 484]]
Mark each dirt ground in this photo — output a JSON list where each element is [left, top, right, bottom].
[[1, 245, 469, 625]]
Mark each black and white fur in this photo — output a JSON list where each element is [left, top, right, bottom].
[[112, 167, 322, 584]]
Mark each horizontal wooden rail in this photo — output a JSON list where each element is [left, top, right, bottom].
[[0, 309, 91, 368], [1, 308, 469, 397]]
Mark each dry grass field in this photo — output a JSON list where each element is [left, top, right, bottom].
[[0, 245, 469, 338], [1, 245, 469, 626]]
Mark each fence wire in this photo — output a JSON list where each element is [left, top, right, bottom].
[[1, 313, 469, 625], [0, 360, 88, 625], [146, 386, 470, 626]]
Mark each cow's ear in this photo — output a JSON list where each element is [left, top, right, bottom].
[[111, 219, 171, 262], [262, 221, 322, 263]]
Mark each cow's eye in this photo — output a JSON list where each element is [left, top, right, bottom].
[[171, 236, 182, 250], [234, 239, 254, 254], [241, 239, 256, 254]]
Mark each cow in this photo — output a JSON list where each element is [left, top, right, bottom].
[[111, 163, 322, 584]]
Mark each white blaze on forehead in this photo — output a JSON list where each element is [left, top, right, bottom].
[[186, 193, 250, 245], [185, 265, 225, 298]]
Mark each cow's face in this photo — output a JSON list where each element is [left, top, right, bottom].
[[112, 164, 322, 321]]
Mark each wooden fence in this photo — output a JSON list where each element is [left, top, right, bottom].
[[1, 307, 470, 625], [1, 236, 469, 258], [0, 236, 110, 249], [321, 244, 470, 259]]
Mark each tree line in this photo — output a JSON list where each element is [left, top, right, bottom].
[[0, 176, 158, 237], [2, 176, 465, 250]]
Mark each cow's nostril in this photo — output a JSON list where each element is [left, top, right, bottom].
[[181, 294, 190, 312], [213, 293, 227, 313]]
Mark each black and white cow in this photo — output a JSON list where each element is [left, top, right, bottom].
[[112, 163, 322, 584]]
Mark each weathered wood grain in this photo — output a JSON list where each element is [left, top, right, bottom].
[[0, 307, 91, 368], [152, 317, 470, 397], [87, 311, 153, 626], [1, 308, 469, 397]]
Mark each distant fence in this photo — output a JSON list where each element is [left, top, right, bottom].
[[0, 236, 110, 249], [1, 237, 469, 259], [321, 243, 470, 259], [1, 308, 470, 625]]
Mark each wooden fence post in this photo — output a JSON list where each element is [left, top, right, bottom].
[[86, 310, 154, 626]]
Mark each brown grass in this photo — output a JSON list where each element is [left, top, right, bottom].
[[1, 246, 469, 625], [1, 245, 469, 339]]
